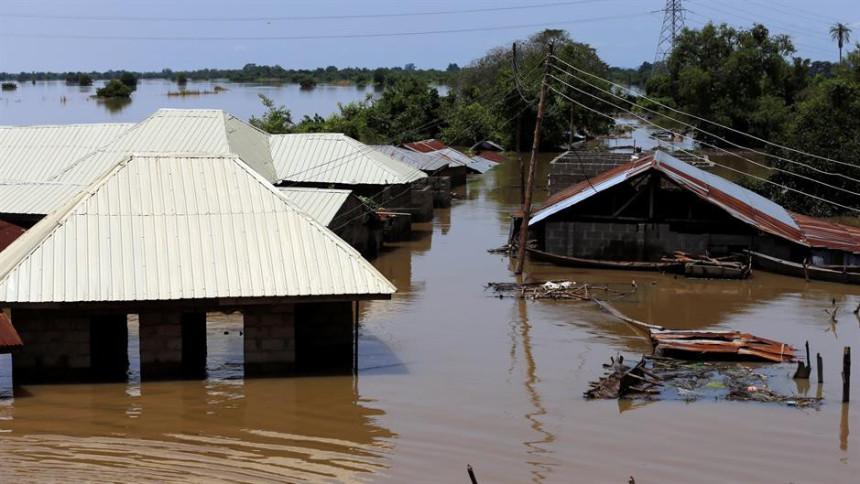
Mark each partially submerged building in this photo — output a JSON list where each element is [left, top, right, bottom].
[[528, 151, 860, 278], [370, 145, 463, 205], [403, 139, 499, 175], [0, 152, 395, 383], [278, 186, 382, 256], [270, 133, 434, 222]]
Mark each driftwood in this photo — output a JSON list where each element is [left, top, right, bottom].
[[586, 355, 821, 407]]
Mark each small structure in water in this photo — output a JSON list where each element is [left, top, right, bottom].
[[526, 151, 860, 283], [277, 186, 382, 256], [270, 133, 434, 223], [0, 153, 395, 385], [402, 139, 499, 174]]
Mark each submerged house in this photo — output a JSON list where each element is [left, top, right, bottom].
[[278, 186, 382, 255], [269, 133, 434, 222], [403, 139, 499, 175], [369, 145, 463, 205], [0, 153, 395, 384], [528, 151, 860, 276]]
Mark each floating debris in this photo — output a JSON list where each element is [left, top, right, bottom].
[[594, 300, 797, 363], [486, 280, 631, 301], [586, 355, 821, 408]]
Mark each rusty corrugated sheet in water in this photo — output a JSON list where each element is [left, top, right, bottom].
[[0, 312, 22, 352], [0, 220, 26, 253], [651, 330, 796, 362]]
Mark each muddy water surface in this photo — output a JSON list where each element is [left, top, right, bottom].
[[1, 155, 858, 483]]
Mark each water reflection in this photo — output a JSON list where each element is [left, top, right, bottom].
[[515, 289, 556, 483], [0, 375, 393, 483], [96, 96, 132, 114], [840, 403, 850, 454]]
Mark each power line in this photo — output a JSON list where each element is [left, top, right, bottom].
[[550, 54, 860, 170], [0, 1, 613, 22], [544, 84, 860, 214], [0, 12, 653, 41], [548, 68, 860, 202]]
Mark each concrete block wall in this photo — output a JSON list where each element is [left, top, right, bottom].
[[427, 175, 452, 208], [548, 152, 634, 194], [11, 308, 91, 382], [243, 305, 296, 376], [544, 221, 715, 260]]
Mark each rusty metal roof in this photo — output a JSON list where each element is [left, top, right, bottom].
[[0, 220, 25, 253], [0, 312, 22, 352], [530, 151, 860, 254], [403, 139, 448, 153]]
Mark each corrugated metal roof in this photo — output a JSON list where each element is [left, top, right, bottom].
[[0, 153, 395, 304], [0, 123, 133, 215], [0, 123, 133, 182], [0, 312, 23, 352], [530, 151, 860, 254], [277, 187, 353, 226], [403, 139, 448, 153], [465, 155, 499, 174], [270, 133, 426, 186], [0, 109, 278, 216], [402, 139, 498, 173], [369, 145, 450, 172], [474, 151, 506, 163]]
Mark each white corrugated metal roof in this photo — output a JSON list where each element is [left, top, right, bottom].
[[466, 156, 499, 174], [0, 123, 133, 214], [369, 145, 451, 172], [0, 152, 395, 303], [0, 109, 279, 216], [0, 123, 133, 182], [277, 186, 353, 226], [270, 133, 426, 185]]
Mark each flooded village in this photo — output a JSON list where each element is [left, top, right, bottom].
[[1, 1, 860, 483]]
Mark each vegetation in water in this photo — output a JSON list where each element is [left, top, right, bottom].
[[96, 79, 133, 98], [1, 82, 16, 91]]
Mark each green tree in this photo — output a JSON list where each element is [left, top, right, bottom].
[[176, 72, 188, 85], [249, 94, 293, 134], [830, 22, 852, 62], [96, 79, 132, 98], [646, 23, 802, 146], [119, 71, 138, 91]]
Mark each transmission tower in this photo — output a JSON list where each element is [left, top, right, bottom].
[[655, 0, 686, 64]]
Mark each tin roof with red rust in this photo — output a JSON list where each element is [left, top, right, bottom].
[[402, 139, 448, 153], [529, 151, 860, 254], [0, 312, 22, 352], [0, 220, 26, 253]]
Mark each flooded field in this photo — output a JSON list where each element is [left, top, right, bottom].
[[0, 79, 384, 125], [0, 154, 856, 483]]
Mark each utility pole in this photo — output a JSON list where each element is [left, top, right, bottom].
[[513, 42, 525, 205], [655, 0, 686, 65], [515, 44, 553, 275]]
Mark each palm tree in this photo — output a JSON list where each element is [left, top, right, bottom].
[[830, 22, 852, 62]]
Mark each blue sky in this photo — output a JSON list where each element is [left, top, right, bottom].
[[0, 0, 857, 72]]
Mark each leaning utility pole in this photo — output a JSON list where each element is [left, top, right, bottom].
[[515, 44, 553, 275], [655, 0, 686, 65]]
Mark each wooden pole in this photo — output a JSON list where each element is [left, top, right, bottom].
[[843, 346, 851, 403], [467, 464, 479, 484], [353, 301, 359, 376], [513, 43, 525, 205], [817, 353, 823, 384], [515, 43, 553, 275]]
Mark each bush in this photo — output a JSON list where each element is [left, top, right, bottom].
[[1, 82, 17, 91], [96, 79, 133, 98]]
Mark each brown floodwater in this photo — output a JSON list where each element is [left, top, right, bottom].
[[1, 154, 858, 483]]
